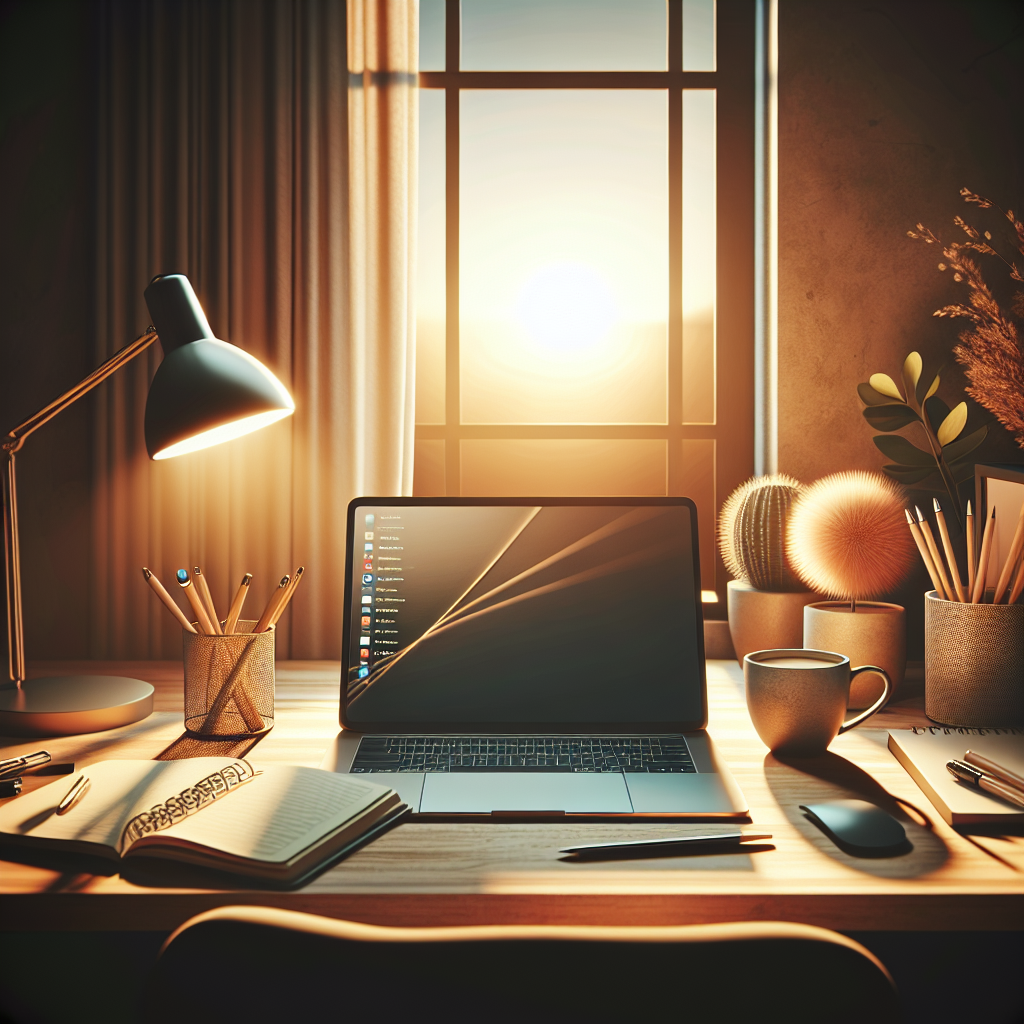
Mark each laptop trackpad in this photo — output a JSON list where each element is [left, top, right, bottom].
[[419, 773, 632, 814]]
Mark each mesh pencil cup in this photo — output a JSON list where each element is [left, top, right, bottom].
[[182, 620, 275, 737]]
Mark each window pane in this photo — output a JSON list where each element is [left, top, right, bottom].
[[460, 90, 668, 425], [460, 440, 667, 496], [413, 440, 446, 495], [416, 89, 446, 425], [461, 0, 666, 71], [680, 439, 716, 590], [682, 0, 716, 71], [419, 0, 446, 71], [681, 89, 716, 424]]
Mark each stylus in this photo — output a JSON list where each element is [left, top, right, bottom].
[[560, 832, 772, 859]]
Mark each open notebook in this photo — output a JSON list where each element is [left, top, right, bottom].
[[0, 758, 407, 886]]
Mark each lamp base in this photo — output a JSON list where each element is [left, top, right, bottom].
[[0, 676, 155, 737]]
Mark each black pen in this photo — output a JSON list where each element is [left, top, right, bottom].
[[0, 778, 22, 798], [946, 760, 1024, 810], [561, 832, 773, 859]]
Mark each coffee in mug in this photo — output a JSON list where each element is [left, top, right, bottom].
[[743, 649, 891, 755]]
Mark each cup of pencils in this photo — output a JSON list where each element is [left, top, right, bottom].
[[142, 565, 304, 738], [907, 500, 1024, 728]]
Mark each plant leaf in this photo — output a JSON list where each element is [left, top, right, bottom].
[[942, 424, 987, 464], [937, 401, 968, 446], [857, 382, 903, 407], [924, 374, 940, 401], [862, 405, 921, 431], [925, 395, 951, 433], [873, 435, 936, 467], [902, 352, 922, 399], [868, 373, 904, 401], [882, 464, 940, 485], [953, 460, 977, 484]]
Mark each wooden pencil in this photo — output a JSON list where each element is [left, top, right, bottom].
[[992, 501, 1024, 604], [176, 569, 217, 634], [193, 567, 223, 634], [1008, 551, 1024, 605], [915, 506, 954, 602], [971, 507, 997, 604], [966, 500, 976, 599], [932, 498, 965, 601], [142, 568, 197, 633], [268, 566, 305, 627], [905, 510, 946, 598], [254, 575, 290, 633], [223, 573, 253, 634]]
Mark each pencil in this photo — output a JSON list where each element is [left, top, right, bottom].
[[932, 498, 966, 601], [1008, 549, 1024, 606], [971, 507, 996, 604], [176, 569, 217, 634], [915, 506, 954, 602], [905, 510, 946, 598], [268, 566, 305, 627], [142, 568, 197, 633], [966, 500, 976, 599], [223, 573, 253, 634], [193, 567, 223, 634], [992, 501, 1024, 604], [254, 575, 290, 633]]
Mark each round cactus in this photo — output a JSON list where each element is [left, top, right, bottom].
[[719, 474, 806, 592]]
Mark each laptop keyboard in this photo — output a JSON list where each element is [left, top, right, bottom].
[[350, 736, 696, 773]]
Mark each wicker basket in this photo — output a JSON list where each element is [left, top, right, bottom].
[[182, 619, 275, 737], [924, 592, 1024, 727]]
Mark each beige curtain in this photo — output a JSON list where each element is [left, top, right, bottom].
[[92, 0, 417, 660]]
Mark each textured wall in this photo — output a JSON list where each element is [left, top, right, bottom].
[[778, 0, 1023, 650]]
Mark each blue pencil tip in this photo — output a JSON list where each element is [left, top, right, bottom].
[[176, 569, 189, 583]]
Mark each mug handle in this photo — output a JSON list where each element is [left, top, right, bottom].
[[837, 665, 892, 734]]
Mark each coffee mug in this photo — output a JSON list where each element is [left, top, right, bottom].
[[743, 649, 892, 755]]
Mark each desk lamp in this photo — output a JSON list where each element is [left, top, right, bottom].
[[1, 274, 294, 736]]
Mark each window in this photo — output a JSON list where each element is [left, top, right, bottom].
[[414, 0, 755, 604]]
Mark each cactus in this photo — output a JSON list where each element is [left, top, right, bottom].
[[719, 475, 806, 592]]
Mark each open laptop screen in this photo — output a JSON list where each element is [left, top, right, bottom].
[[341, 498, 706, 731]]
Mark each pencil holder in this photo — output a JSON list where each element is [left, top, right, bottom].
[[924, 591, 1024, 727], [182, 620, 275, 738]]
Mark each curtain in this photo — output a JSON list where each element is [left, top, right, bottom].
[[92, 0, 417, 660]]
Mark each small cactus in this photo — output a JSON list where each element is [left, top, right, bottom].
[[719, 475, 806, 592]]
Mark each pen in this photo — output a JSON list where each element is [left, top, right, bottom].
[[268, 566, 305, 627], [142, 568, 197, 634], [56, 774, 91, 815], [193, 566, 223, 634], [0, 778, 22, 798], [932, 498, 966, 601], [223, 573, 253, 634], [946, 760, 1024, 809], [964, 750, 1024, 794], [0, 750, 51, 779], [905, 509, 946, 598], [254, 575, 290, 633], [560, 832, 773, 859], [915, 506, 954, 601], [176, 569, 216, 634]]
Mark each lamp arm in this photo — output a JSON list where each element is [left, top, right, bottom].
[[3, 328, 159, 685]]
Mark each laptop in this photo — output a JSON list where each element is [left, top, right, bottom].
[[320, 497, 747, 818]]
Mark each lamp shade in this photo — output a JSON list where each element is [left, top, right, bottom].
[[143, 274, 294, 460]]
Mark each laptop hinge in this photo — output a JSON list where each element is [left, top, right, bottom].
[[491, 810, 566, 820]]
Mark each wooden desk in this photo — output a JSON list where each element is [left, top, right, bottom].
[[1, 660, 1021, 933]]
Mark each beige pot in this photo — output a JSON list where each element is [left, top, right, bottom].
[[803, 601, 906, 709], [727, 580, 820, 667]]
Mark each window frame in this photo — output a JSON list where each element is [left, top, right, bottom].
[[415, 0, 755, 606]]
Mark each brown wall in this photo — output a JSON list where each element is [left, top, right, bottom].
[[778, 0, 1023, 651]]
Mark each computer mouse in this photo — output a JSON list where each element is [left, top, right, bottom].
[[799, 799, 911, 857]]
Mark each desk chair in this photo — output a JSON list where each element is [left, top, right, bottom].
[[143, 908, 901, 1024]]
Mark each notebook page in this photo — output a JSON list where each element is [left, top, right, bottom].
[[0, 759, 243, 850], [154, 767, 392, 864]]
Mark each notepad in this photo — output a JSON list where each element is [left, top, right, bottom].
[[888, 729, 1024, 826], [0, 758, 407, 885]]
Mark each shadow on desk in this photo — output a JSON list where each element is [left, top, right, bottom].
[[764, 751, 950, 878]]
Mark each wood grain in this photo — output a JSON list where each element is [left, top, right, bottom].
[[1, 660, 1020, 932]]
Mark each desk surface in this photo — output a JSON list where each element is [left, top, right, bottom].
[[1, 660, 1021, 932]]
